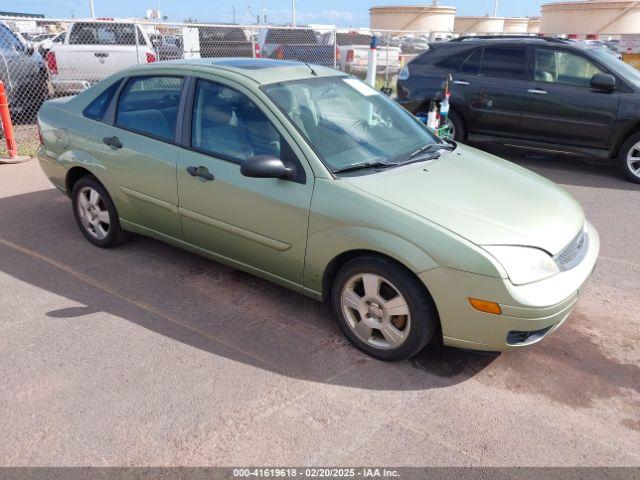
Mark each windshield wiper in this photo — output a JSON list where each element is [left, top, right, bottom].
[[333, 161, 396, 174], [409, 142, 455, 159]]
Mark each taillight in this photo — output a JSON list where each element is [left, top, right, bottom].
[[146, 52, 157, 63], [254, 43, 261, 58], [336, 45, 340, 60], [346, 49, 354, 62], [275, 47, 284, 60], [45, 51, 57, 75]]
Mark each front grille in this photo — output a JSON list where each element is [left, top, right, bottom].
[[554, 229, 589, 271]]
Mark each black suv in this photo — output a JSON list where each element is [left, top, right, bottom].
[[396, 36, 640, 184]]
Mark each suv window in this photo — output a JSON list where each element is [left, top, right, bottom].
[[459, 49, 483, 76], [191, 79, 285, 162], [83, 79, 122, 120], [535, 48, 604, 87], [116, 76, 184, 141], [438, 49, 474, 71], [480, 47, 527, 80], [70, 23, 144, 46]]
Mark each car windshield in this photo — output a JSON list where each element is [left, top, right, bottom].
[[590, 48, 640, 86], [262, 76, 441, 172]]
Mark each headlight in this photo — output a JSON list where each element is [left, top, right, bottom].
[[483, 246, 560, 285]]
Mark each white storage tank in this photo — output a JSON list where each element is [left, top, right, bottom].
[[454, 16, 505, 34], [528, 17, 541, 34], [541, 0, 640, 35], [369, 5, 456, 34], [504, 17, 530, 33]]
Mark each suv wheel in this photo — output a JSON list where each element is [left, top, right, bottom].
[[619, 133, 640, 184], [331, 256, 438, 361], [446, 110, 466, 142]]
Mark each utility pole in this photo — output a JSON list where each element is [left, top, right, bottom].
[[89, 0, 95, 18], [493, 0, 499, 17], [291, 0, 296, 26]]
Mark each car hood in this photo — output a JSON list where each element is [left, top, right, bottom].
[[346, 145, 584, 255]]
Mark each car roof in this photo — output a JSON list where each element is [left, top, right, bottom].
[[436, 36, 589, 50], [130, 58, 342, 85]]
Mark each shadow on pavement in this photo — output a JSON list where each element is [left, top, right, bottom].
[[0, 188, 498, 391]]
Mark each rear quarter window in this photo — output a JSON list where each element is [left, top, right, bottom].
[[83, 79, 122, 120]]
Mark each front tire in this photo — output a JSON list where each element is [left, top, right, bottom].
[[618, 132, 640, 184], [331, 256, 439, 361], [71, 176, 129, 248]]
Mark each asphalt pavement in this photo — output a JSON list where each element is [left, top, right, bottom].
[[0, 150, 638, 466]]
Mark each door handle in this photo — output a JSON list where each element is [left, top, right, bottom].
[[527, 88, 548, 95], [102, 136, 122, 149], [453, 80, 470, 86], [186, 166, 214, 181], [94, 52, 109, 58]]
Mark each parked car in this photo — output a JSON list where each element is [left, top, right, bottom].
[[149, 33, 182, 60], [257, 28, 335, 67], [0, 22, 49, 119], [37, 58, 599, 361], [37, 31, 65, 57], [319, 30, 402, 77], [401, 37, 430, 54], [45, 21, 157, 95], [196, 26, 253, 58], [397, 36, 640, 184]]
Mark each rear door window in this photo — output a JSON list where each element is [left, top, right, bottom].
[[479, 47, 527, 80], [70, 23, 144, 46], [116, 76, 184, 141], [458, 48, 483, 76]]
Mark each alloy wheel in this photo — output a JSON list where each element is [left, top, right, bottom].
[[76, 187, 110, 240], [627, 141, 640, 179], [340, 273, 411, 350]]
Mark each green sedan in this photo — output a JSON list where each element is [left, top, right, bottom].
[[37, 59, 599, 361]]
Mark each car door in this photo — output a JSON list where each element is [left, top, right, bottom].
[[91, 75, 185, 238], [0, 25, 37, 99], [176, 77, 314, 289], [451, 45, 528, 138], [519, 47, 620, 149]]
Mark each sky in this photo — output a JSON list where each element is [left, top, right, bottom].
[[10, 0, 553, 27]]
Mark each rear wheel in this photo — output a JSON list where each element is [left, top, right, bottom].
[[331, 256, 438, 361], [446, 109, 466, 142], [619, 132, 640, 184], [71, 176, 129, 248]]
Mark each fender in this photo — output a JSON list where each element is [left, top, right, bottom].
[[303, 225, 439, 298]]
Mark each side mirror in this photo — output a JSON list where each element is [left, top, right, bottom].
[[591, 73, 616, 91], [240, 155, 293, 180]]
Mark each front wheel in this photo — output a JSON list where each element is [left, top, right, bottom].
[[619, 132, 640, 184], [331, 256, 439, 361]]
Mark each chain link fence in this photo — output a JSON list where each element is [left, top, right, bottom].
[[0, 15, 631, 158], [0, 16, 447, 157]]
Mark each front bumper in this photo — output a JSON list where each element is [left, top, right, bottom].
[[419, 222, 600, 352]]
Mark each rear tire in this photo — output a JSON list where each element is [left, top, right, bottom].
[[330, 255, 439, 361], [447, 109, 466, 142], [618, 132, 640, 184], [71, 176, 129, 248]]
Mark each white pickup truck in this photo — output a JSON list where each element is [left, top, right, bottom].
[[319, 31, 402, 78], [45, 21, 157, 95]]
